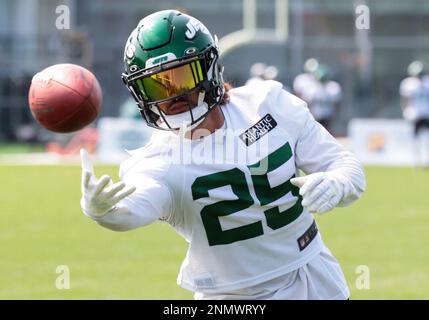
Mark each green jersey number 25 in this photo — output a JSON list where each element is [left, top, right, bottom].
[[191, 142, 303, 246]]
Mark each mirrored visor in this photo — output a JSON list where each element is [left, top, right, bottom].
[[135, 60, 204, 101]]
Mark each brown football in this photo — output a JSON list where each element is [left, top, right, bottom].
[[28, 63, 102, 133]]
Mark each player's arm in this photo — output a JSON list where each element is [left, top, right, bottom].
[[287, 98, 366, 214], [80, 149, 172, 231], [291, 117, 366, 213]]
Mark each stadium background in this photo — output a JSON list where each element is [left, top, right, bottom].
[[0, 0, 428, 299]]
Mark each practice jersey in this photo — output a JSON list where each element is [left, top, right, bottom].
[[93, 80, 364, 293], [293, 74, 341, 121], [399, 76, 429, 120]]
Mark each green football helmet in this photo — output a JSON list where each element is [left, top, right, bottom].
[[121, 10, 225, 131]]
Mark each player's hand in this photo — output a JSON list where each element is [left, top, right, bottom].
[[290, 172, 343, 214], [80, 148, 136, 217]]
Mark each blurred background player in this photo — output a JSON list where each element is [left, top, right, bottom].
[[245, 62, 279, 86], [399, 60, 429, 167], [293, 60, 342, 134], [293, 58, 320, 99]]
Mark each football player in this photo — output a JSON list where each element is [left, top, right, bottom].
[[80, 10, 366, 300], [293, 62, 342, 133], [293, 58, 319, 100], [399, 60, 429, 167]]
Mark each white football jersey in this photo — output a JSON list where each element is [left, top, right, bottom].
[[95, 80, 364, 293], [399, 76, 429, 120]]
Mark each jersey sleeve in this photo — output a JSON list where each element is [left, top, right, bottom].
[[271, 86, 366, 207], [87, 149, 174, 231]]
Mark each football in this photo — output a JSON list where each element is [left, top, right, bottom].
[[28, 63, 102, 133]]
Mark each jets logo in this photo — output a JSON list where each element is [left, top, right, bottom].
[[145, 53, 177, 68], [185, 18, 210, 40]]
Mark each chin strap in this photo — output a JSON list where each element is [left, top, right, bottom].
[[155, 91, 209, 131]]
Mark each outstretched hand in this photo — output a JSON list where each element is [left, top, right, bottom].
[[80, 148, 136, 217]]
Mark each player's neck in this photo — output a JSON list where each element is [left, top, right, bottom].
[[185, 105, 225, 140]]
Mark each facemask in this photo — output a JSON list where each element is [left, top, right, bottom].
[[162, 102, 209, 130], [151, 92, 209, 131]]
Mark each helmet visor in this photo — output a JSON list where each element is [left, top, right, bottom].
[[135, 61, 204, 102]]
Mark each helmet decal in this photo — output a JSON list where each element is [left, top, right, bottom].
[[146, 53, 177, 68], [185, 18, 210, 40]]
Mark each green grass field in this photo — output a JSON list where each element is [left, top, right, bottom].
[[0, 144, 44, 154], [0, 165, 428, 299]]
